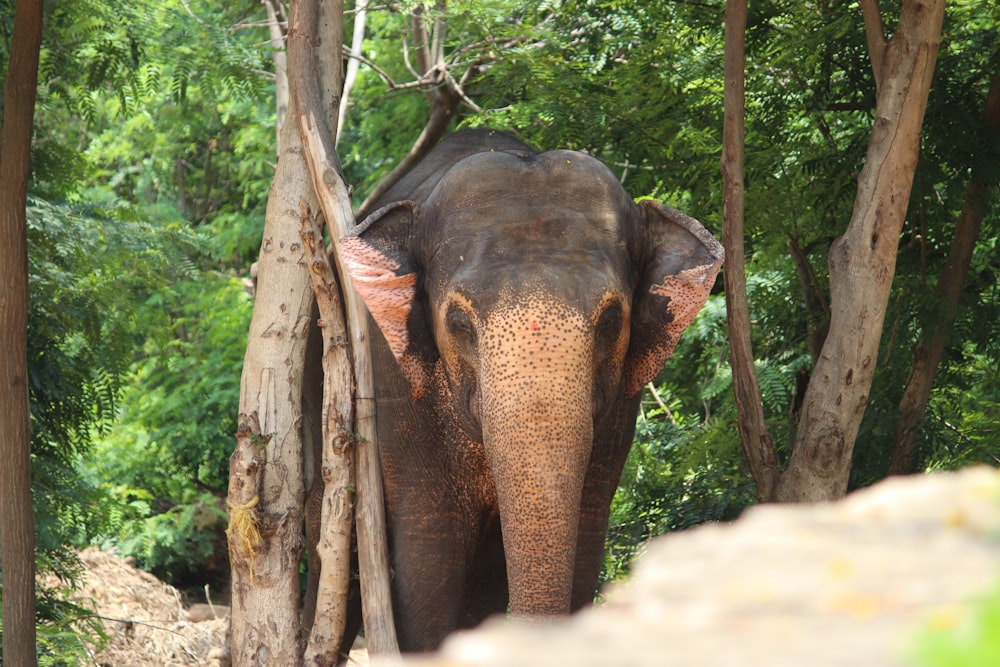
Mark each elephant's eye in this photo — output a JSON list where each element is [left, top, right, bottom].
[[595, 304, 624, 345], [446, 307, 477, 344]]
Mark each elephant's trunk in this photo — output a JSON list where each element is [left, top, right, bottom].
[[479, 295, 594, 616]]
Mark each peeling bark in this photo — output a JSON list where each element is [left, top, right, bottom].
[[300, 203, 356, 665], [228, 99, 314, 666], [288, 0, 399, 655]]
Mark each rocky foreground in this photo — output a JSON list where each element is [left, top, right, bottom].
[[408, 466, 1000, 667], [74, 466, 999, 665]]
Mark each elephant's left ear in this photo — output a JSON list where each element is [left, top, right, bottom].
[[339, 201, 438, 400], [625, 200, 724, 397]]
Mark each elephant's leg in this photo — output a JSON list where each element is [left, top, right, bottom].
[[571, 467, 618, 610], [385, 482, 474, 651], [571, 403, 640, 610], [457, 510, 508, 629]]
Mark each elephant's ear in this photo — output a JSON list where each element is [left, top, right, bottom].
[[626, 200, 724, 397], [340, 201, 437, 400]]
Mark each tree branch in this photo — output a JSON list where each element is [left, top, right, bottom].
[[355, 2, 463, 219], [889, 73, 1000, 475], [859, 0, 887, 92], [336, 0, 368, 148]]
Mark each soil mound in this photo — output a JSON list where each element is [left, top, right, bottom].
[[64, 548, 230, 667]]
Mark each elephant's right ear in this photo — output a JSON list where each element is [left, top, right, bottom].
[[339, 201, 437, 400], [625, 200, 724, 397]]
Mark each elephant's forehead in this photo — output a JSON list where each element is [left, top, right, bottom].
[[427, 149, 633, 238], [427, 200, 632, 296]]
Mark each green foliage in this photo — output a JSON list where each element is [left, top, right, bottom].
[[33, 590, 109, 667], [89, 273, 252, 494], [603, 298, 758, 582], [604, 408, 755, 583], [25, 196, 177, 563], [89, 487, 229, 585], [914, 575, 1000, 667]]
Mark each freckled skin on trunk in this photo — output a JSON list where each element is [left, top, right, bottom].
[[478, 294, 595, 616]]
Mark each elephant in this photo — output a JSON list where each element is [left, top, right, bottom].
[[337, 128, 723, 652]]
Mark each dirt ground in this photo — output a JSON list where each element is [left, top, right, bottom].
[[53, 548, 231, 666], [54, 548, 370, 666]]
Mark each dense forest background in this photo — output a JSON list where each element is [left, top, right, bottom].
[[1, 0, 998, 659]]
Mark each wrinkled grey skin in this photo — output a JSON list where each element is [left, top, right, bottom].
[[336, 129, 723, 652]]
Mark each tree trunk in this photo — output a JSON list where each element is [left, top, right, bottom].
[[0, 1, 43, 665], [787, 235, 830, 367], [888, 73, 1000, 475], [721, 0, 779, 501], [263, 0, 289, 150], [336, 0, 367, 148], [300, 204, 356, 665], [775, 0, 945, 501], [288, 0, 399, 655], [227, 93, 315, 667]]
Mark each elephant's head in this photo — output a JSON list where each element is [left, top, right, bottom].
[[341, 148, 723, 616]]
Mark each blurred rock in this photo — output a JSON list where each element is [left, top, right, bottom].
[[406, 466, 1000, 667]]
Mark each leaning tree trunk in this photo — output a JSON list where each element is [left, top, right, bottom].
[[227, 87, 316, 667], [775, 0, 946, 501], [0, 1, 43, 666], [889, 73, 1000, 475], [288, 0, 399, 655]]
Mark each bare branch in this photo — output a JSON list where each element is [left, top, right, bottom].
[[342, 44, 400, 88]]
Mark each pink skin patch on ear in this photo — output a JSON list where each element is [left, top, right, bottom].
[[339, 236, 417, 365], [625, 262, 720, 397], [648, 264, 718, 336]]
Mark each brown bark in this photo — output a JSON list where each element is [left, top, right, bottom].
[[227, 95, 314, 667], [0, 1, 43, 665], [288, 0, 399, 656], [776, 0, 945, 501], [787, 236, 830, 366], [721, 0, 779, 501], [888, 73, 1000, 475]]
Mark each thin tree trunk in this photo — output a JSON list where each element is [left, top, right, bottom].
[[0, 1, 43, 665], [288, 0, 399, 656], [721, 0, 779, 501], [776, 0, 945, 501], [336, 0, 367, 148], [227, 93, 314, 667], [263, 0, 289, 149], [889, 74, 1000, 475], [788, 236, 830, 367], [300, 204, 356, 665]]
